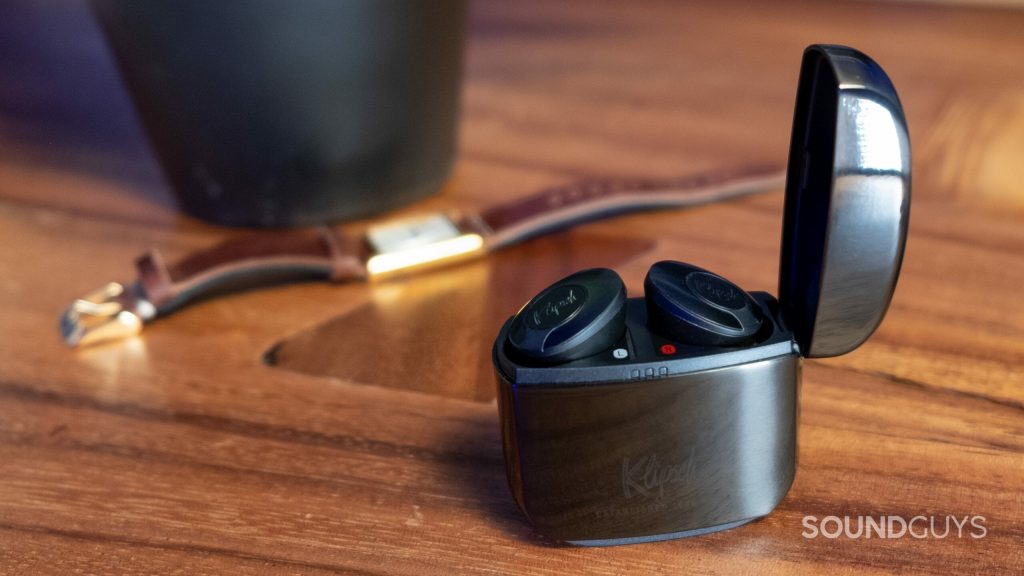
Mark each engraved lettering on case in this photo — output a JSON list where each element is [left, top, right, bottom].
[[622, 452, 695, 499], [529, 285, 588, 329], [594, 501, 669, 520]]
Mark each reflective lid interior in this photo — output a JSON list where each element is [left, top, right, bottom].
[[778, 45, 911, 358]]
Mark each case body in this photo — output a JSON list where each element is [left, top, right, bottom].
[[495, 296, 799, 545], [491, 44, 910, 546]]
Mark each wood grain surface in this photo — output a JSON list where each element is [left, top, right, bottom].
[[1, 0, 1023, 574]]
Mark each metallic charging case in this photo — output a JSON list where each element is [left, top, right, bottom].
[[492, 45, 910, 545]]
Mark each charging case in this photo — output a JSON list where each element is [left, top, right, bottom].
[[492, 45, 911, 545]]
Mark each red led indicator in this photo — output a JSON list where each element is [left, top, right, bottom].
[[659, 344, 677, 355]]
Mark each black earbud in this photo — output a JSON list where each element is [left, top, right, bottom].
[[507, 268, 627, 364], [506, 262, 762, 365], [644, 260, 762, 346]]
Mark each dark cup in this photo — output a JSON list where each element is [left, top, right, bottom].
[[92, 0, 466, 227]]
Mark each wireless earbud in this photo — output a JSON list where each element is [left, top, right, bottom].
[[506, 268, 626, 364], [644, 261, 763, 346], [508, 261, 761, 366]]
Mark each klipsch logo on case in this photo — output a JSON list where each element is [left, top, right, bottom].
[[622, 453, 694, 499]]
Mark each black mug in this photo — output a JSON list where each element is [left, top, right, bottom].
[[92, 0, 466, 227]]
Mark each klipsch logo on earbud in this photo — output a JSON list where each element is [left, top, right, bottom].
[[687, 272, 743, 309], [530, 285, 587, 329], [622, 453, 694, 499]]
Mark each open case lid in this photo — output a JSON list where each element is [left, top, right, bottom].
[[778, 45, 911, 358]]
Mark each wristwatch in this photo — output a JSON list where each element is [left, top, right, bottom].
[[61, 164, 784, 347]]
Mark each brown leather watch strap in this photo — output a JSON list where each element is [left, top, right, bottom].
[[468, 164, 785, 249], [62, 164, 784, 347], [136, 227, 367, 312]]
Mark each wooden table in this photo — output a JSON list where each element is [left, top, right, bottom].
[[1, 0, 1022, 573]]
